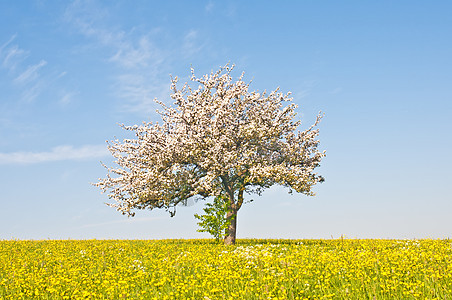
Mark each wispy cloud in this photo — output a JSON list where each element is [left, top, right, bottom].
[[57, 71, 67, 78], [0, 34, 17, 51], [182, 30, 204, 57], [205, 1, 214, 13], [80, 216, 164, 229], [293, 80, 317, 102], [64, 1, 165, 69], [59, 91, 78, 106], [2, 45, 29, 71], [63, 1, 181, 114], [0, 35, 29, 72], [109, 36, 163, 69], [14, 60, 47, 84], [115, 73, 169, 113], [0, 35, 51, 103], [329, 87, 342, 95], [0, 145, 109, 165], [20, 82, 44, 103]]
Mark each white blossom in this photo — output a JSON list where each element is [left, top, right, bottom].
[[95, 64, 325, 242]]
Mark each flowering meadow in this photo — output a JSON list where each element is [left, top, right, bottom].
[[1, 239, 451, 299]]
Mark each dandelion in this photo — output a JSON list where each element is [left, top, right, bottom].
[[0, 239, 451, 299]]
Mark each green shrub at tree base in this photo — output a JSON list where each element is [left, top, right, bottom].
[[194, 195, 233, 243]]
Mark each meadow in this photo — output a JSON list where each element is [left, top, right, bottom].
[[1, 239, 451, 299]]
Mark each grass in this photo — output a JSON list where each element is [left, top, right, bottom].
[[1, 239, 451, 299]]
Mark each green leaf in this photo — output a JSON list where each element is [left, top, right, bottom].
[[194, 194, 232, 242]]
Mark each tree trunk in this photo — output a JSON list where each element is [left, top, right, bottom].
[[224, 205, 237, 245]]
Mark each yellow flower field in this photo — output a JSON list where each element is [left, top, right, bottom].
[[1, 239, 451, 299]]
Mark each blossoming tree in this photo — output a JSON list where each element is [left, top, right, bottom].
[[96, 64, 325, 245]]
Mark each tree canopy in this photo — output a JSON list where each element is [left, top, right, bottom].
[[96, 64, 325, 244]]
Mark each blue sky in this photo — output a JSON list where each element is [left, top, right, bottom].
[[1, 1, 451, 240]]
